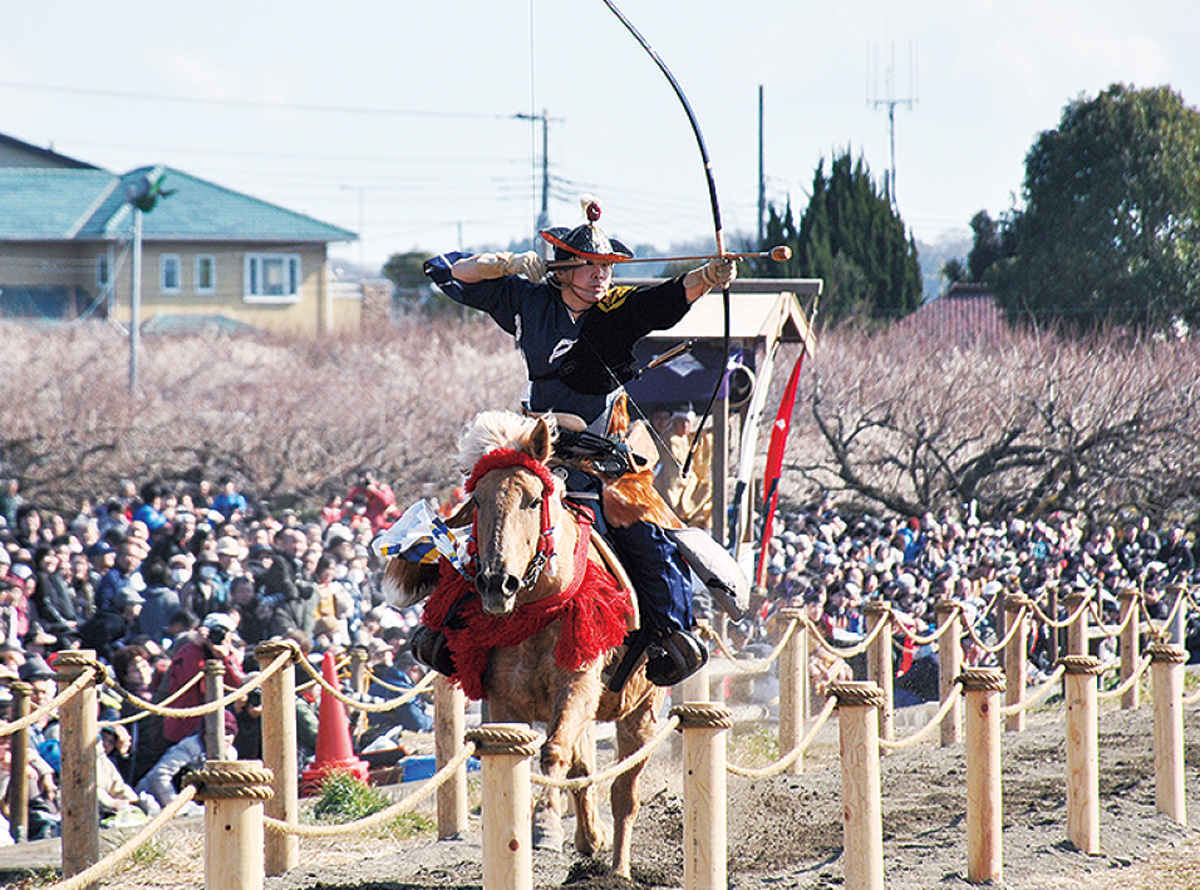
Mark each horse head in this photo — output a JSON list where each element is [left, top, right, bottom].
[[468, 415, 561, 616]]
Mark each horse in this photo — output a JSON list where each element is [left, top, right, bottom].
[[382, 408, 666, 877]]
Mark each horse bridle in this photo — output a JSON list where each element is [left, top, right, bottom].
[[464, 448, 559, 591]]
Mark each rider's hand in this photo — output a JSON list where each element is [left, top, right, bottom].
[[697, 257, 737, 289], [475, 251, 547, 283]]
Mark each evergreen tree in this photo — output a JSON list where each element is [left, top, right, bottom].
[[758, 151, 922, 324]]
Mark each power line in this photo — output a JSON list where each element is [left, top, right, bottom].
[[0, 79, 511, 120]]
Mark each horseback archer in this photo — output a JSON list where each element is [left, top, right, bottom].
[[422, 196, 737, 686]]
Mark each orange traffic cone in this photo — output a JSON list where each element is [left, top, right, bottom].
[[300, 651, 370, 795]]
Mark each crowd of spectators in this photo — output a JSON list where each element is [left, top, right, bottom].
[[0, 469, 429, 841], [1, 462, 1197, 843], [749, 496, 1200, 708]]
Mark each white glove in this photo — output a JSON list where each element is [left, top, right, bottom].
[[474, 251, 547, 283], [684, 257, 737, 291]]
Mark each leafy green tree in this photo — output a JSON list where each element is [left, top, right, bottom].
[[758, 151, 922, 325], [993, 84, 1200, 332]]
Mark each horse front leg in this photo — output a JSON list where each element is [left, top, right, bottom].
[[533, 671, 603, 854], [568, 721, 611, 856]]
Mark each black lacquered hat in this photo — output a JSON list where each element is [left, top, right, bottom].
[[540, 196, 633, 266]]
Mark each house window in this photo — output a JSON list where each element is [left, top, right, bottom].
[[160, 254, 181, 293], [96, 255, 110, 289], [244, 253, 301, 303], [195, 255, 215, 294]]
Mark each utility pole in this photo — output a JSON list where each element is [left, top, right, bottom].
[[867, 41, 918, 204], [514, 110, 561, 245]]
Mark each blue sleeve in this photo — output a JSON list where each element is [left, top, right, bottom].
[[423, 252, 532, 336]]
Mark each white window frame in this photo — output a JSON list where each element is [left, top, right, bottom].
[[243, 253, 302, 304], [160, 254, 181, 294], [96, 254, 110, 290], [195, 255, 216, 294]]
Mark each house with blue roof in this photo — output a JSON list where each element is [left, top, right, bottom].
[[0, 132, 358, 335]]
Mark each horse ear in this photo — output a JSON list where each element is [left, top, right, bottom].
[[607, 392, 630, 439], [526, 417, 554, 463]]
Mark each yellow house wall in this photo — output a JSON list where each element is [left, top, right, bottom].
[[106, 240, 359, 336], [0, 240, 360, 335]]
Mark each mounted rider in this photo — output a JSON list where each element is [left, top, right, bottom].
[[421, 197, 739, 687]]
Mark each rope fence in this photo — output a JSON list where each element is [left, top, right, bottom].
[[0, 662, 102, 737]]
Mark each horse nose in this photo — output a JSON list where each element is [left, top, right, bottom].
[[476, 571, 521, 609]]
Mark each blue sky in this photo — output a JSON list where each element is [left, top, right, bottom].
[[4, 1, 1198, 270]]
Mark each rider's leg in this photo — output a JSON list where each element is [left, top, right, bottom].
[[606, 520, 708, 686]]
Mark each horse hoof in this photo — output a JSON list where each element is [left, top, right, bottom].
[[532, 814, 565, 852]]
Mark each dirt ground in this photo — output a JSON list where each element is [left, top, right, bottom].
[[11, 696, 1200, 890], [271, 699, 1200, 890]]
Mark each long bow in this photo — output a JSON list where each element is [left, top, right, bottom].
[[600, 0, 732, 481]]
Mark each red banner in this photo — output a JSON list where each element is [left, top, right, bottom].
[[756, 351, 807, 589]]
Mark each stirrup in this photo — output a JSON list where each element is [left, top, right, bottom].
[[645, 629, 709, 687], [409, 626, 456, 677]]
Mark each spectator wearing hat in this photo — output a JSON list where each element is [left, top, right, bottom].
[[160, 612, 245, 745]]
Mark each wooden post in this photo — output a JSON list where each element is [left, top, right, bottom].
[[7, 681, 32, 843], [828, 681, 885, 890], [960, 667, 1005, 884], [1047, 583, 1060, 665], [186, 760, 274, 890], [256, 640, 299, 875], [862, 602, 894, 743], [776, 609, 807, 774], [935, 599, 962, 746], [56, 650, 101, 889], [1166, 584, 1186, 646], [672, 703, 732, 890], [434, 675, 469, 839], [465, 724, 541, 890], [1060, 655, 1102, 854], [204, 658, 226, 761], [349, 645, 368, 693], [1003, 594, 1031, 733], [1063, 591, 1089, 657], [1148, 642, 1187, 824], [1118, 587, 1141, 710]]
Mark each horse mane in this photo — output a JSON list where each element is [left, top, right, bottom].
[[456, 410, 559, 474]]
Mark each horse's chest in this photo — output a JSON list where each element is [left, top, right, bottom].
[[483, 626, 596, 723]]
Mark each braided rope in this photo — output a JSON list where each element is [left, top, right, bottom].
[[878, 689, 960, 752], [906, 606, 961, 646], [296, 654, 352, 695], [1139, 586, 1188, 640], [1096, 654, 1152, 702], [294, 653, 437, 713], [99, 672, 204, 728], [531, 715, 681, 790], [699, 619, 796, 675], [726, 696, 837, 779], [0, 664, 101, 737], [998, 664, 1066, 717], [39, 783, 199, 890], [466, 724, 543, 756], [1084, 596, 1139, 642], [962, 606, 1028, 654], [264, 741, 478, 837], [103, 651, 290, 718], [359, 668, 437, 703], [185, 764, 275, 800], [804, 614, 891, 660], [1028, 590, 1093, 629]]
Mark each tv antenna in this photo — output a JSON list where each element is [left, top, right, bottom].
[[867, 41, 918, 204]]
